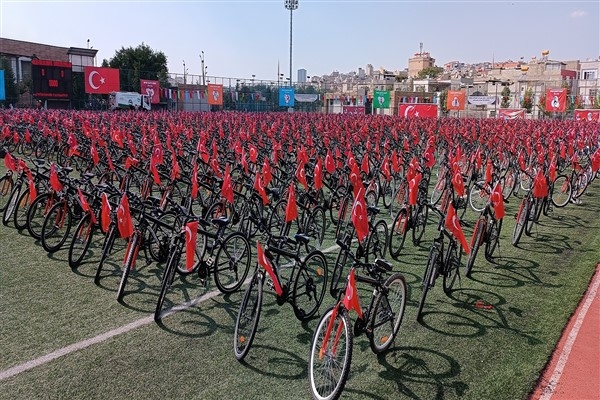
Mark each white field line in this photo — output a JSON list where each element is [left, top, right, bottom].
[[0, 239, 346, 381], [538, 267, 600, 400]]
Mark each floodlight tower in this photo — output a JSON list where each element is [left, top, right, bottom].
[[284, 0, 298, 87]]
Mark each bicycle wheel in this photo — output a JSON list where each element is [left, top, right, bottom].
[[365, 219, 388, 263], [389, 180, 407, 217], [308, 307, 353, 400], [148, 211, 177, 264], [334, 196, 351, 241], [465, 217, 486, 278], [213, 231, 251, 294], [468, 181, 489, 213], [2, 184, 21, 226], [68, 214, 95, 268], [233, 271, 263, 361], [380, 178, 393, 209], [502, 171, 517, 200], [330, 247, 352, 299], [512, 197, 529, 246], [154, 240, 184, 321], [411, 203, 428, 246], [365, 189, 378, 208], [417, 244, 441, 321], [117, 232, 139, 301], [328, 185, 347, 226], [525, 198, 538, 236], [13, 187, 32, 230], [95, 225, 117, 284], [303, 206, 327, 249], [0, 176, 14, 213], [41, 201, 72, 253], [551, 175, 571, 208], [368, 272, 407, 354], [442, 242, 461, 295], [389, 208, 409, 259], [485, 218, 502, 261], [430, 176, 445, 206], [27, 192, 53, 240], [268, 199, 287, 237], [293, 250, 328, 321]]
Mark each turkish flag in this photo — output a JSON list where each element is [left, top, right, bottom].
[[445, 204, 469, 254], [491, 182, 505, 219], [398, 103, 438, 118], [3, 152, 16, 171], [78, 188, 97, 224], [574, 109, 600, 122], [191, 163, 199, 199], [591, 148, 600, 173], [254, 173, 269, 205], [351, 188, 369, 242], [285, 183, 298, 223], [117, 193, 134, 238], [90, 143, 99, 165], [257, 241, 283, 296], [295, 163, 308, 190], [314, 158, 323, 190], [185, 221, 198, 272], [101, 193, 111, 234], [342, 269, 363, 319], [532, 170, 548, 199], [452, 169, 465, 197], [28, 178, 37, 205], [221, 164, 234, 204], [84, 66, 120, 94], [325, 149, 335, 174], [50, 164, 63, 192], [408, 172, 422, 206]]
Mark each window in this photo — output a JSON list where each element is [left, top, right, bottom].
[[583, 70, 597, 80]]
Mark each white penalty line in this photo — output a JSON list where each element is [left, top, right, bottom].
[[538, 266, 600, 400], [0, 242, 343, 382]]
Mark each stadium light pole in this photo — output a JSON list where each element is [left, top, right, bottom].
[[284, 0, 298, 88], [200, 51, 206, 86]]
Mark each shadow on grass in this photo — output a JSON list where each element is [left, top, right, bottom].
[[376, 346, 467, 400], [235, 343, 307, 380], [154, 306, 219, 338]]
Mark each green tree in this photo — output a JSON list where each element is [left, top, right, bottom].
[[439, 89, 448, 115], [102, 43, 169, 93], [521, 88, 534, 113], [1, 57, 20, 106], [501, 86, 511, 108], [416, 66, 443, 80]]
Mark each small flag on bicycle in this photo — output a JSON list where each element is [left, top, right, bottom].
[[314, 157, 323, 190], [78, 188, 97, 224], [101, 193, 111, 233], [351, 188, 369, 242], [221, 164, 234, 204], [445, 204, 470, 254], [49, 163, 64, 192], [185, 220, 198, 272], [117, 193, 134, 239], [3, 152, 16, 171], [342, 269, 363, 319], [285, 183, 298, 222], [491, 182, 505, 219], [257, 241, 283, 296]]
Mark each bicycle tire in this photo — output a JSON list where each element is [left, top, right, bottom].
[[485, 218, 502, 261], [95, 225, 117, 284], [551, 175, 571, 208], [41, 201, 72, 253], [411, 203, 428, 246], [303, 206, 327, 250], [466, 217, 486, 278], [430, 177, 445, 206], [308, 307, 353, 400], [26, 192, 53, 240], [443, 241, 461, 295], [525, 197, 538, 236], [68, 214, 95, 269], [330, 247, 352, 299], [417, 244, 441, 321], [389, 208, 409, 259], [468, 181, 489, 213], [154, 239, 184, 321], [365, 189, 378, 208], [0, 176, 14, 213], [512, 197, 529, 246], [117, 232, 139, 302], [213, 231, 252, 294], [2, 183, 21, 226], [233, 271, 263, 361], [380, 178, 393, 209], [293, 250, 328, 321], [328, 185, 347, 226], [13, 187, 32, 230], [389, 180, 407, 218], [365, 219, 388, 263], [368, 272, 407, 354]]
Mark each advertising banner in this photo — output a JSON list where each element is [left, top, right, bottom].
[[373, 90, 390, 109], [342, 105, 365, 115], [140, 79, 160, 104], [497, 108, 526, 120], [545, 88, 567, 112], [207, 84, 223, 105], [279, 87, 295, 107], [574, 109, 600, 122], [446, 90, 466, 111]]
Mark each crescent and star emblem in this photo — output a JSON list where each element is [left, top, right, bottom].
[[88, 71, 104, 90]]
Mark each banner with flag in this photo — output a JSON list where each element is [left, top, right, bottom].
[[140, 79, 160, 104], [373, 90, 390, 109], [279, 87, 295, 107], [545, 88, 567, 112], [574, 109, 600, 122], [342, 105, 365, 115], [84, 66, 120, 94], [446, 90, 466, 111], [498, 108, 526, 120], [207, 84, 223, 105], [398, 103, 438, 118]]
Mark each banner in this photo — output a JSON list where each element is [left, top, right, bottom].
[[0, 70, 5, 101], [373, 90, 390, 109], [140, 79, 160, 104], [574, 109, 600, 122], [207, 84, 223, 105], [398, 103, 438, 118], [545, 88, 567, 112], [279, 87, 295, 107], [498, 108, 526, 120], [342, 105, 365, 115], [447, 90, 466, 111], [467, 95, 496, 105], [84, 66, 119, 94], [294, 93, 318, 103]]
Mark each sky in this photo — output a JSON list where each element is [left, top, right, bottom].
[[0, 0, 598, 83]]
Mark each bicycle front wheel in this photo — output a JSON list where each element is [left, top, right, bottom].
[[233, 271, 263, 361], [485, 218, 502, 261], [389, 208, 409, 259], [41, 201, 72, 253], [365, 219, 388, 263], [417, 244, 441, 321], [465, 217, 486, 278], [368, 272, 407, 354], [308, 307, 353, 400], [442, 242, 461, 295], [214, 231, 251, 294], [68, 214, 95, 269], [293, 250, 328, 321], [0, 176, 14, 213], [117, 233, 139, 302], [551, 175, 571, 208]]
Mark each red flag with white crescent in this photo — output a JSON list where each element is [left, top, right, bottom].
[[314, 157, 323, 190], [185, 220, 198, 271], [257, 241, 283, 296], [101, 193, 111, 234], [342, 269, 363, 319], [191, 163, 199, 199], [351, 188, 369, 242], [285, 183, 298, 223], [491, 182, 505, 219], [50, 164, 63, 192], [117, 193, 134, 238], [445, 204, 469, 254], [221, 164, 234, 204], [78, 188, 97, 224]]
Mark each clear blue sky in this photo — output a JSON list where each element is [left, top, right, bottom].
[[1, 0, 598, 82]]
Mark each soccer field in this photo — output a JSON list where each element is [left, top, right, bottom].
[[1, 166, 599, 400]]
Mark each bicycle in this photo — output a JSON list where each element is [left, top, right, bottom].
[[233, 231, 328, 361], [307, 242, 407, 400]]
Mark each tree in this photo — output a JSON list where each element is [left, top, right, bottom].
[[1, 57, 20, 106], [521, 88, 534, 114], [501, 86, 511, 108], [416, 66, 443, 80], [439, 89, 449, 115], [102, 43, 169, 93]]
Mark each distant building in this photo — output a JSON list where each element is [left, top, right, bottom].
[[408, 51, 435, 78], [297, 68, 307, 83], [365, 64, 374, 76], [358, 68, 365, 79]]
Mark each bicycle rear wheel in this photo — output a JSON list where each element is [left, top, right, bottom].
[[293, 250, 328, 321], [485, 218, 502, 261], [41, 201, 72, 253], [512, 197, 529, 246], [365, 219, 388, 263], [442, 242, 461, 295], [2, 184, 21, 226], [233, 271, 263, 361], [213, 231, 251, 294], [308, 307, 353, 400], [0, 176, 14, 213], [468, 181, 489, 213], [27, 192, 53, 240], [465, 217, 486, 278], [13, 187, 32, 230], [551, 175, 571, 208], [368, 272, 407, 354], [411, 203, 428, 246], [68, 214, 95, 268], [389, 208, 409, 259]]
